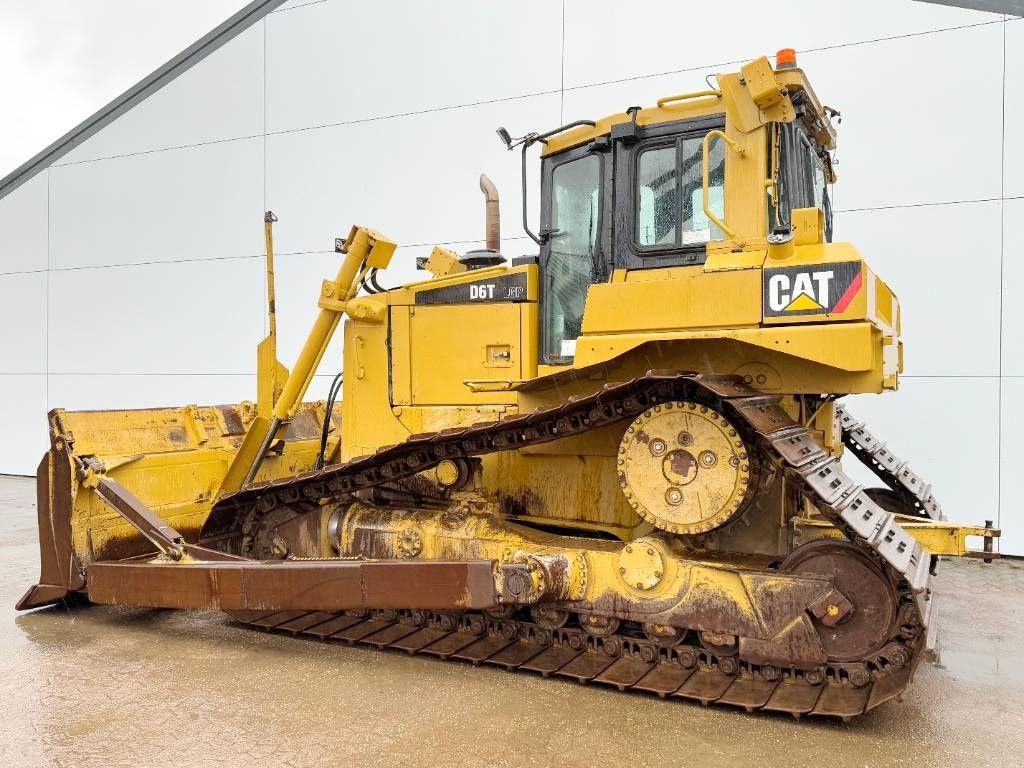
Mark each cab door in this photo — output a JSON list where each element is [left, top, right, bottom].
[[538, 146, 609, 365]]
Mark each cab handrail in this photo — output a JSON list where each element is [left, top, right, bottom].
[[701, 129, 744, 240], [656, 89, 721, 107]]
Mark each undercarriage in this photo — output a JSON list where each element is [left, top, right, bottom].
[[150, 371, 948, 719]]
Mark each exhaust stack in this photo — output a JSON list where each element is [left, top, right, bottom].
[[479, 174, 500, 252]]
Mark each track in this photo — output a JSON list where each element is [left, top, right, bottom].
[[229, 605, 916, 720], [837, 405, 943, 520], [214, 371, 935, 719]]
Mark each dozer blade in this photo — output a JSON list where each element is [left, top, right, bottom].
[[17, 401, 339, 612]]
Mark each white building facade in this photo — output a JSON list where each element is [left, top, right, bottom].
[[0, 0, 1021, 552]]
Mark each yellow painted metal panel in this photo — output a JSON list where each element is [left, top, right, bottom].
[[574, 322, 878, 374], [703, 249, 768, 273], [342, 320, 410, 459], [409, 304, 521, 405], [57, 406, 222, 456], [873, 274, 896, 332], [520, 300, 539, 381], [582, 269, 762, 335], [390, 305, 412, 406], [395, 405, 511, 436]]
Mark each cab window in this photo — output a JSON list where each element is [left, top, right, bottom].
[[542, 153, 601, 363], [776, 123, 832, 240], [636, 134, 724, 250]]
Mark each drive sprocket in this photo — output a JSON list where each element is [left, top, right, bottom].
[[616, 401, 757, 535]]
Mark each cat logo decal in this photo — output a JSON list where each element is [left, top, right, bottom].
[[764, 261, 863, 317]]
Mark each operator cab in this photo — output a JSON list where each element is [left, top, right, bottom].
[[502, 52, 837, 366]]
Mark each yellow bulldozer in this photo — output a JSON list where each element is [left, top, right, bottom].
[[18, 49, 999, 720]]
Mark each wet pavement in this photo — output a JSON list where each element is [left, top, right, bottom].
[[1, 475, 1022, 768]]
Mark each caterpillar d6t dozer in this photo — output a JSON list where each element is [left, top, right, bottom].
[[18, 50, 999, 720]]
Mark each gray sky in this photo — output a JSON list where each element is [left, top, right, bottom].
[[0, 0, 249, 177]]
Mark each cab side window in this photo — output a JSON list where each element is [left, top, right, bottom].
[[637, 146, 677, 246], [635, 133, 724, 251]]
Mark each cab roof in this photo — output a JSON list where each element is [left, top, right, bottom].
[[542, 57, 837, 158]]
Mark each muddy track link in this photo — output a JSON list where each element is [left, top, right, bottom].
[[229, 605, 918, 720], [212, 371, 935, 718]]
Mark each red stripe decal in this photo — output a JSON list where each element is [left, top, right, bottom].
[[832, 270, 863, 314]]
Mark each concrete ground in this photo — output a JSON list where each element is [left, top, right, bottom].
[[0, 474, 1022, 768]]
